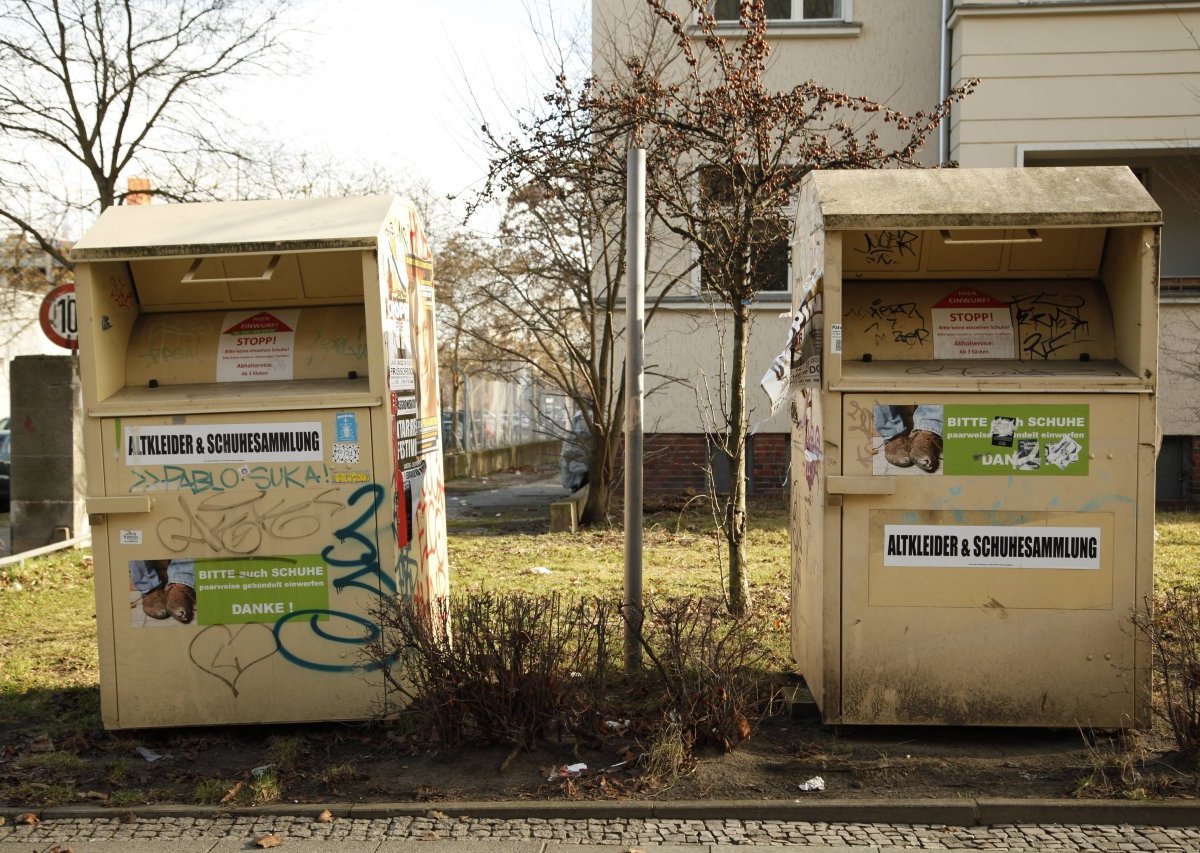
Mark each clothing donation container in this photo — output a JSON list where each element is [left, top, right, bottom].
[[783, 167, 1160, 727], [71, 196, 447, 728]]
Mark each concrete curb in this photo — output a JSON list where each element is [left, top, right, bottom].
[[32, 798, 1200, 827]]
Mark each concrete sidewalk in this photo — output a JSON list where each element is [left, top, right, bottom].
[[445, 467, 570, 522]]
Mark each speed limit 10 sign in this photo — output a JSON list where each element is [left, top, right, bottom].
[[40, 282, 78, 350]]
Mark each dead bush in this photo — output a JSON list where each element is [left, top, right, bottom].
[[370, 592, 620, 750], [1132, 589, 1200, 759], [637, 596, 782, 752]]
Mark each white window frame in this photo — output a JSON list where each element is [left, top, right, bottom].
[[707, 0, 852, 25]]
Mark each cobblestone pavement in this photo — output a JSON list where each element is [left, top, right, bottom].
[[2, 816, 1199, 850]]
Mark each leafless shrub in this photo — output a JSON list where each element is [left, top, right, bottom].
[[637, 597, 783, 752], [371, 592, 782, 763], [1132, 589, 1200, 759], [370, 593, 620, 750]]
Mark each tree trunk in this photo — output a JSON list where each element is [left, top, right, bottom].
[[580, 419, 618, 525], [581, 460, 610, 525], [725, 301, 751, 616], [449, 374, 464, 451]]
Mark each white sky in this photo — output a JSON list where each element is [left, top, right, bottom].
[[231, 0, 592, 228]]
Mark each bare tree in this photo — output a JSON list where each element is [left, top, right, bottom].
[[432, 227, 510, 452], [473, 54, 693, 524], [588, 0, 974, 614], [0, 0, 293, 266]]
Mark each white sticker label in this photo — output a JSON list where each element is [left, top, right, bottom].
[[389, 358, 415, 391], [830, 323, 843, 354], [393, 395, 418, 416], [883, 524, 1101, 570], [124, 422, 324, 465], [217, 309, 300, 383], [119, 529, 143, 545]]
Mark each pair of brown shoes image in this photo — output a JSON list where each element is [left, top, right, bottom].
[[142, 582, 196, 623], [883, 429, 943, 473], [140, 560, 196, 623]]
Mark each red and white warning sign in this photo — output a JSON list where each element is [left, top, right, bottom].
[[39, 282, 78, 350], [931, 287, 1015, 359], [217, 309, 300, 382]]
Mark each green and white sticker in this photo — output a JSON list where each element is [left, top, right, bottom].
[[943, 404, 1088, 476], [196, 555, 329, 625]]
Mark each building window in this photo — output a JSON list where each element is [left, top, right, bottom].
[[698, 166, 791, 294], [711, 0, 845, 23]]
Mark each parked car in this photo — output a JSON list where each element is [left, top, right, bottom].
[[0, 429, 10, 512]]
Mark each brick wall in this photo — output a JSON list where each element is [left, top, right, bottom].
[[750, 433, 789, 497], [643, 433, 709, 496], [632, 432, 790, 499]]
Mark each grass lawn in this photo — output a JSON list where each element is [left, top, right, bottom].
[[0, 552, 100, 740], [449, 499, 791, 600], [1152, 511, 1200, 592]]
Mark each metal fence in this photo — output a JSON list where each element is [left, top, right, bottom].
[[442, 374, 572, 452]]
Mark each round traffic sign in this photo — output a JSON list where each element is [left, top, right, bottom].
[[39, 282, 78, 350]]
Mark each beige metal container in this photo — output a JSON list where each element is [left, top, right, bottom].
[[787, 167, 1161, 727], [71, 196, 447, 728]]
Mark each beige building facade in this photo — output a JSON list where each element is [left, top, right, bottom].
[[592, 0, 1200, 502]]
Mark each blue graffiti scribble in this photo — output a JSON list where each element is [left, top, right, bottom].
[[1079, 494, 1134, 512], [396, 548, 419, 599], [274, 483, 396, 673], [323, 484, 395, 597], [273, 610, 381, 673]]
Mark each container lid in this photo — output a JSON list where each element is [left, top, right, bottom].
[[803, 166, 1161, 230], [71, 195, 400, 260]]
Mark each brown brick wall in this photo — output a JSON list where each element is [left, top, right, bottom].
[[750, 433, 789, 497], [625, 432, 790, 498]]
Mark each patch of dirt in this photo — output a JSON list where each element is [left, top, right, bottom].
[[2, 702, 1191, 808]]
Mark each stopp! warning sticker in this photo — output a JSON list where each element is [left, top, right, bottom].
[[931, 287, 1014, 360], [217, 310, 300, 382]]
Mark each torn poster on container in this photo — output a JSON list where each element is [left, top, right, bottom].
[[761, 293, 823, 416]]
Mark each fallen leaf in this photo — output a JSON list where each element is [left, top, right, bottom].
[[0, 816, 6, 826], [45, 846, 73, 853], [61, 734, 88, 754], [83, 790, 109, 801], [315, 809, 333, 823], [15, 812, 39, 825], [426, 809, 449, 820], [735, 714, 751, 743], [254, 833, 283, 848], [118, 812, 136, 824], [626, 848, 647, 853], [219, 780, 246, 804], [27, 734, 53, 753]]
